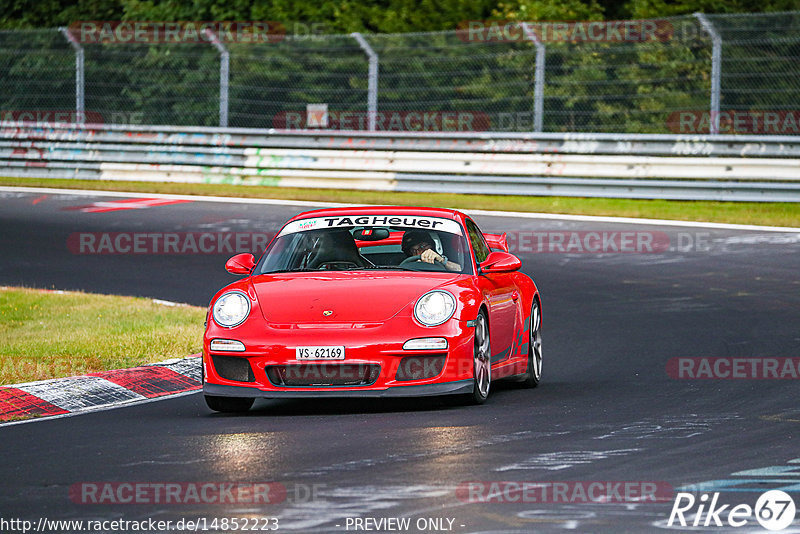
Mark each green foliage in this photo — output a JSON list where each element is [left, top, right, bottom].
[[2, 0, 798, 31], [492, 0, 604, 21], [1, 2, 798, 132], [623, 0, 800, 19], [0, 0, 121, 29]]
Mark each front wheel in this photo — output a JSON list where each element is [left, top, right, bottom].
[[468, 311, 491, 404], [521, 299, 542, 388], [204, 395, 254, 413]]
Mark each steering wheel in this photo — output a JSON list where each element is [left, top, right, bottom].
[[399, 255, 447, 271]]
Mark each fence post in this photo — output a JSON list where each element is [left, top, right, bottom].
[[351, 32, 379, 132], [521, 23, 545, 132], [205, 29, 229, 128], [694, 13, 722, 135], [59, 27, 85, 124]]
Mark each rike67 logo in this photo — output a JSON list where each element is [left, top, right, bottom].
[[668, 490, 796, 531]]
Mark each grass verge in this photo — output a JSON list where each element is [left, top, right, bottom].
[[0, 286, 205, 385], [2, 177, 799, 227]]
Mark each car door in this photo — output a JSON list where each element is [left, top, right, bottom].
[[465, 218, 520, 364]]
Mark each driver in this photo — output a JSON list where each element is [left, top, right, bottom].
[[401, 230, 461, 272]]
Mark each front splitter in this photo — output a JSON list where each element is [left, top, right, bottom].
[[203, 379, 473, 398]]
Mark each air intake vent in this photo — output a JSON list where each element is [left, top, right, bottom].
[[266, 364, 380, 387], [395, 355, 446, 381], [211, 355, 255, 382]]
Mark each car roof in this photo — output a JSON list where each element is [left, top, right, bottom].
[[288, 206, 467, 223]]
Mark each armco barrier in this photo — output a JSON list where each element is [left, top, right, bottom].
[[1, 122, 800, 201]]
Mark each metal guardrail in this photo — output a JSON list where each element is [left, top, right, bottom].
[[1, 123, 799, 202]]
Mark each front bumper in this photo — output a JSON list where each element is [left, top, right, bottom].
[[204, 380, 473, 398], [202, 316, 476, 397]]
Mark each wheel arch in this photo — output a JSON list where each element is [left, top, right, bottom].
[[532, 292, 542, 330]]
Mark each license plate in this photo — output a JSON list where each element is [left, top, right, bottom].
[[295, 346, 345, 360]]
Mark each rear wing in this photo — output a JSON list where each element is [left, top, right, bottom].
[[483, 232, 509, 252]]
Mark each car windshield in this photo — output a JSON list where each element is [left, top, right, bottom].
[[256, 215, 473, 275]]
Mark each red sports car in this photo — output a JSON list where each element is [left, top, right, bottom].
[[202, 206, 542, 412]]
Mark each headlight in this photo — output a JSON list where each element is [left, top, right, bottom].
[[414, 290, 456, 327], [212, 291, 250, 328]]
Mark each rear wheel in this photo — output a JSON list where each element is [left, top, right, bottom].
[[521, 299, 542, 388], [204, 395, 254, 413], [468, 311, 491, 404]]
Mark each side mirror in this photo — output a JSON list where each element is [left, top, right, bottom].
[[480, 251, 521, 273], [225, 253, 255, 275]]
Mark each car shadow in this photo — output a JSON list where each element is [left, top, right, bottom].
[[205, 378, 530, 417]]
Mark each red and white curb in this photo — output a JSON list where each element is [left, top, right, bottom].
[[0, 356, 201, 425], [63, 197, 193, 213]]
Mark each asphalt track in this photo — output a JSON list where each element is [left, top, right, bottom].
[[1, 188, 799, 533]]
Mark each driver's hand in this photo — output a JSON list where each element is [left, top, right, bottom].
[[420, 249, 443, 264]]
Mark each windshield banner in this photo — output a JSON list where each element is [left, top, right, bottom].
[[278, 215, 463, 237]]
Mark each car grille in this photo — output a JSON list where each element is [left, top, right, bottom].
[[265, 364, 381, 387], [211, 355, 255, 383], [395, 354, 447, 381]]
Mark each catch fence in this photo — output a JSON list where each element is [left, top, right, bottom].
[[1, 12, 799, 134]]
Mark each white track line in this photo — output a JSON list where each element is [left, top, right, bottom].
[[465, 208, 800, 232], [0, 185, 350, 208], [2, 185, 799, 232]]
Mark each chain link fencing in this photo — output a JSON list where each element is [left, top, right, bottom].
[[0, 11, 798, 133]]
